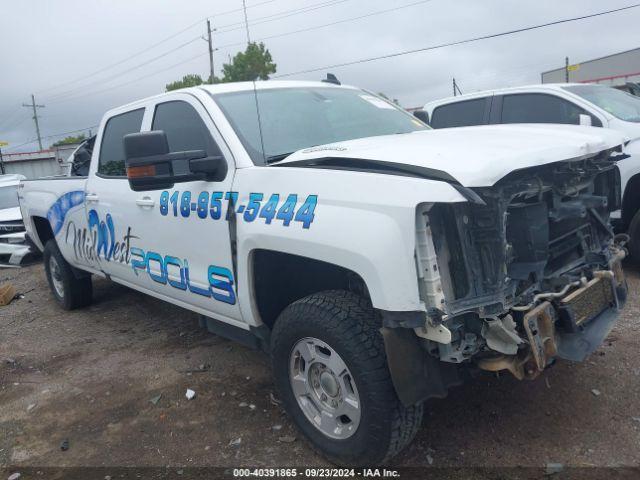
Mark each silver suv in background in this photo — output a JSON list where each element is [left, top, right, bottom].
[[0, 174, 34, 267], [420, 84, 640, 258]]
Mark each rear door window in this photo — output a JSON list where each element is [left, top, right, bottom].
[[500, 93, 600, 126], [431, 98, 488, 129], [98, 108, 145, 177]]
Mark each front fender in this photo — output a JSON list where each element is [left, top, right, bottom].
[[232, 166, 467, 325]]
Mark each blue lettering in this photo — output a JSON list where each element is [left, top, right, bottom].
[[146, 251, 167, 284], [208, 266, 236, 305], [165, 256, 187, 290]]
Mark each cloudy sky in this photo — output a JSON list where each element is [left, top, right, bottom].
[[1, 0, 638, 152]]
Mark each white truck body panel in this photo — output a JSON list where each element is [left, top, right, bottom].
[[279, 124, 625, 187]]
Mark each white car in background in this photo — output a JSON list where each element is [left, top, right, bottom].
[[420, 84, 640, 258], [0, 173, 33, 267]]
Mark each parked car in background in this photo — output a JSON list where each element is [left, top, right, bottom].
[[419, 84, 640, 259], [0, 173, 34, 267]]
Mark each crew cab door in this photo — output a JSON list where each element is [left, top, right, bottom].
[[86, 93, 242, 325]]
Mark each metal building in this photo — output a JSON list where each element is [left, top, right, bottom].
[[0, 144, 79, 179], [541, 47, 640, 93]]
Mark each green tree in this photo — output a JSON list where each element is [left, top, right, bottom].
[[51, 134, 86, 147], [164, 42, 276, 90], [165, 74, 205, 92], [221, 42, 276, 82]]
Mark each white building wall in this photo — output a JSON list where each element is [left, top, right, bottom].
[[542, 48, 640, 87]]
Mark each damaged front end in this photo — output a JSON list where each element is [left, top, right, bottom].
[[416, 148, 627, 380]]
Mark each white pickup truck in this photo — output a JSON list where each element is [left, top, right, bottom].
[[18, 80, 629, 465]]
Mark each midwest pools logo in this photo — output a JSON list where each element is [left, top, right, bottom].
[[65, 209, 137, 265], [47, 190, 136, 264], [48, 191, 236, 305]]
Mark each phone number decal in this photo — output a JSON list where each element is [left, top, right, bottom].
[[159, 190, 318, 229]]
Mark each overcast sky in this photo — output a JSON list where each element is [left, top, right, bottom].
[[1, 0, 638, 152]]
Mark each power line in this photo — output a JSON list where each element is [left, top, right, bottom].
[[276, 3, 640, 78], [35, 0, 281, 97], [48, 52, 208, 105], [215, 0, 349, 33], [43, 0, 356, 103], [0, 106, 26, 132], [44, 36, 202, 102], [47, 0, 386, 104], [5, 125, 99, 152], [215, 0, 434, 51], [0, 115, 32, 134], [42, 0, 350, 102]]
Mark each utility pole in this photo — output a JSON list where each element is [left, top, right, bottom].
[[565, 56, 570, 83], [241, 0, 251, 45], [22, 94, 45, 151], [207, 19, 215, 83]]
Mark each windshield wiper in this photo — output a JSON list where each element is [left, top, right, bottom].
[[265, 152, 295, 164]]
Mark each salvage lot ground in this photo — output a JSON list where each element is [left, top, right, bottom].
[[1, 263, 640, 471]]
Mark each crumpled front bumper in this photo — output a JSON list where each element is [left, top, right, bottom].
[[479, 250, 627, 379], [556, 261, 627, 362]]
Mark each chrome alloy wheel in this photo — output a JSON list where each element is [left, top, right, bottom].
[[49, 255, 65, 298], [289, 337, 361, 439]]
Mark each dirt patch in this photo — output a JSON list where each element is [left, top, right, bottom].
[[1, 263, 639, 470]]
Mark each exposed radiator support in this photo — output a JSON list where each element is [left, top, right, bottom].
[[415, 204, 445, 310]]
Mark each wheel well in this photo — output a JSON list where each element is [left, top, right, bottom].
[[251, 249, 370, 330], [32, 216, 54, 250], [622, 174, 640, 229]]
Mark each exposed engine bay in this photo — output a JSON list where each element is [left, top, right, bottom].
[[415, 149, 628, 379]]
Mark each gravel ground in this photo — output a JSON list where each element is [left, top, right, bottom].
[[1, 262, 639, 475]]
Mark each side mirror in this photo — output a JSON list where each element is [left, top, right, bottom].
[[579, 114, 593, 127], [124, 131, 227, 191], [413, 110, 430, 125]]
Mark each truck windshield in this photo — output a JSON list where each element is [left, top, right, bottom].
[[564, 85, 640, 123], [0, 185, 20, 209], [212, 87, 428, 164]]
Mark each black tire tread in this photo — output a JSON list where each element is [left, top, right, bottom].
[[271, 290, 423, 465], [43, 240, 92, 310]]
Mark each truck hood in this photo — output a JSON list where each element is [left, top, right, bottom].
[[0, 206, 22, 223], [276, 124, 627, 187]]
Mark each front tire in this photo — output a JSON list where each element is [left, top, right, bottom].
[[43, 240, 92, 310], [271, 290, 423, 466]]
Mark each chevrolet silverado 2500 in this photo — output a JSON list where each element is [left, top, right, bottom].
[[18, 81, 629, 465]]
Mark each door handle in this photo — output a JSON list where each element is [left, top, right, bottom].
[[85, 193, 99, 203], [136, 197, 155, 208]]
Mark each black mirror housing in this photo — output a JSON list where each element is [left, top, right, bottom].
[[124, 131, 227, 191], [413, 110, 430, 125]]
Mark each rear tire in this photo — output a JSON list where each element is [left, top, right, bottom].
[[270, 290, 423, 466], [43, 240, 92, 310]]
